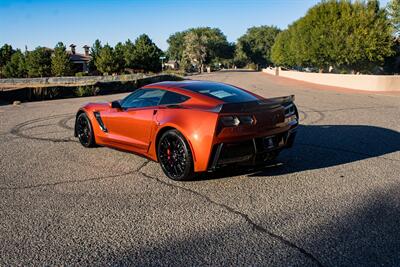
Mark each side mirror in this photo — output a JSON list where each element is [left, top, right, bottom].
[[111, 100, 122, 109]]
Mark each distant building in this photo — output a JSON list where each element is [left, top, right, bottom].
[[68, 44, 91, 73], [164, 60, 179, 70]]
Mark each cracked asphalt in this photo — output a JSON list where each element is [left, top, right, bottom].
[[1, 70, 400, 266]]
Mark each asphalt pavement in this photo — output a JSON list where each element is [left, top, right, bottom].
[[1, 70, 399, 266]]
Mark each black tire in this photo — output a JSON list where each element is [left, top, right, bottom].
[[294, 103, 299, 123], [157, 129, 194, 181], [75, 112, 96, 148]]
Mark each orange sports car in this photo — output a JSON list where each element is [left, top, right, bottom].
[[74, 80, 298, 180]]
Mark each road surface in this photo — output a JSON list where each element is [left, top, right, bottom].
[[1, 70, 399, 266]]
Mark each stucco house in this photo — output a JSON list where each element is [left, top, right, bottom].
[[68, 44, 91, 73], [164, 60, 179, 70]]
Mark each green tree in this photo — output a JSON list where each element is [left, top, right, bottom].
[[182, 27, 231, 72], [114, 42, 126, 73], [131, 34, 162, 72], [0, 44, 14, 67], [236, 26, 281, 68], [3, 49, 27, 78], [0, 44, 14, 77], [95, 44, 119, 75], [89, 39, 102, 72], [183, 30, 208, 72], [271, 0, 394, 73], [234, 41, 250, 68], [206, 31, 234, 67], [388, 0, 400, 36], [167, 31, 187, 61], [214, 42, 235, 69], [51, 42, 72, 76], [26, 47, 52, 77], [122, 39, 136, 69]]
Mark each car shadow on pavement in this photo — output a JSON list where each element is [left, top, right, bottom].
[[205, 124, 400, 179]]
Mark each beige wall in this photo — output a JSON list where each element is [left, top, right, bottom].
[[262, 68, 400, 92]]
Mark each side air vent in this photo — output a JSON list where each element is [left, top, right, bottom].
[[93, 111, 108, 132]]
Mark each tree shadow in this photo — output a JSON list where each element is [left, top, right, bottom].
[[105, 222, 317, 266], [204, 124, 400, 179], [102, 183, 400, 266], [304, 184, 400, 266]]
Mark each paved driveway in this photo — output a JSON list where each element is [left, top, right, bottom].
[[1, 71, 399, 266]]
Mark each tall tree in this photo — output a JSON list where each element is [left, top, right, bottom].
[[3, 49, 27, 78], [234, 42, 250, 68], [131, 34, 162, 72], [182, 27, 231, 72], [95, 44, 119, 75], [26, 47, 52, 77], [89, 39, 102, 72], [0, 44, 14, 67], [114, 42, 126, 73], [388, 0, 400, 36], [167, 31, 187, 61], [183, 30, 208, 72], [271, 0, 394, 73], [236, 26, 281, 68], [0, 44, 14, 77], [51, 42, 72, 76], [123, 39, 136, 69]]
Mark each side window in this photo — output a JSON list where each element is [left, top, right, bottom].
[[120, 89, 145, 107], [159, 91, 190, 105], [121, 89, 165, 109]]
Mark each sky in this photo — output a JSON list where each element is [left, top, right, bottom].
[[0, 0, 390, 53]]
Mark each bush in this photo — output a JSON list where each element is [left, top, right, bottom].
[[75, 72, 88, 77], [162, 69, 186, 76], [74, 86, 99, 97], [271, 0, 394, 73], [246, 63, 258, 70]]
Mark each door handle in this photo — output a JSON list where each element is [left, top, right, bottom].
[[153, 110, 158, 115]]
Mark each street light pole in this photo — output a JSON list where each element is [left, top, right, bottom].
[[160, 56, 166, 73]]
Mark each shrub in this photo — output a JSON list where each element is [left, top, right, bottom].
[[75, 72, 88, 77], [74, 86, 99, 97], [246, 63, 258, 70]]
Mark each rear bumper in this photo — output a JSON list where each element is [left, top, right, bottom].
[[208, 127, 297, 170]]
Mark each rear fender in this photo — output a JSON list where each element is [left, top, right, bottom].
[[151, 109, 219, 172]]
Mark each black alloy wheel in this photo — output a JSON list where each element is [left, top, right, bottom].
[[76, 113, 96, 147], [158, 129, 194, 181]]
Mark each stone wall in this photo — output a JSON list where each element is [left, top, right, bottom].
[[0, 73, 181, 91], [262, 68, 400, 92], [0, 74, 183, 103]]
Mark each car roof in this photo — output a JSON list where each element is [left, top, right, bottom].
[[143, 80, 261, 104], [142, 80, 228, 105], [143, 80, 222, 89]]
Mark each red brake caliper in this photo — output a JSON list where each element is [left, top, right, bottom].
[[167, 148, 171, 162]]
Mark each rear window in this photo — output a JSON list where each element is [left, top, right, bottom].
[[182, 83, 258, 103], [159, 91, 190, 105]]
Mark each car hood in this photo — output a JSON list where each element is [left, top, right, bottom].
[[81, 102, 111, 112]]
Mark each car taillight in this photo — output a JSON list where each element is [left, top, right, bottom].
[[220, 115, 254, 127], [238, 115, 254, 125]]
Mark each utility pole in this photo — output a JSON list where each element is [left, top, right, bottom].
[[160, 56, 166, 73]]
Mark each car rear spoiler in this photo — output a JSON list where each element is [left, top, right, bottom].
[[212, 95, 295, 113]]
